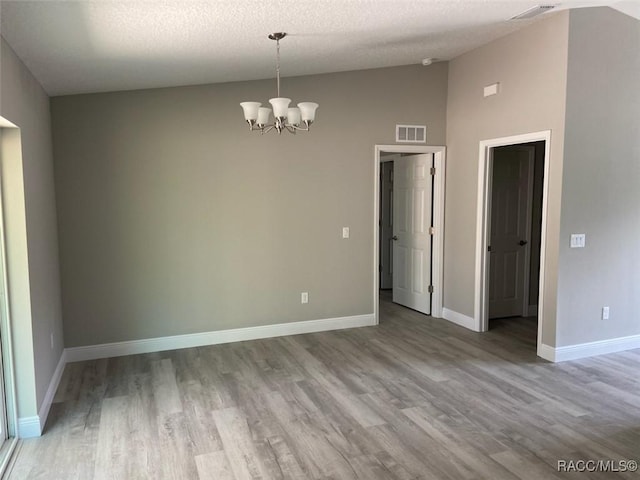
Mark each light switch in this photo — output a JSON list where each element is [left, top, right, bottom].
[[484, 82, 500, 97], [570, 234, 586, 248], [342, 227, 350, 239]]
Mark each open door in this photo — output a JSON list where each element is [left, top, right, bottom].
[[392, 153, 433, 315], [488, 146, 534, 318]]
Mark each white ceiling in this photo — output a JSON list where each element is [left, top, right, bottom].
[[0, 0, 635, 96]]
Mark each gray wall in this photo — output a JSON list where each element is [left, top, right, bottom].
[[0, 37, 64, 419], [557, 7, 640, 346], [51, 64, 448, 347], [445, 12, 569, 346]]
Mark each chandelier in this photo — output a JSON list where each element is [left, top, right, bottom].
[[240, 33, 318, 135]]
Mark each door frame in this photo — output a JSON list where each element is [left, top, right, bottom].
[[0, 120, 21, 472], [373, 145, 446, 324], [475, 131, 551, 354]]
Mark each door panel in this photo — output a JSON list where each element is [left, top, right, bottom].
[[396, 246, 408, 289], [412, 249, 424, 293], [392, 154, 433, 315], [489, 146, 534, 319]]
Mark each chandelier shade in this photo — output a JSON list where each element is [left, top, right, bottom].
[[257, 107, 271, 127], [298, 102, 319, 122], [269, 97, 291, 119], [287, 107, 301, 126], [240, 33, 318, 135], [239, 102, 261, 122]]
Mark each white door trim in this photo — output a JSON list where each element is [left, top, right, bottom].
[[0, 123, 22, 473], [0, 125, 20, 438], [373, 145, 446, 324], [475, 131, 551, 357]]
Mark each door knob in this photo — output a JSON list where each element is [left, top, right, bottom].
[[519, 240, 528, 246], [392, 236, 399, 241]]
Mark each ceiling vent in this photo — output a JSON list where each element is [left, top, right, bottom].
[[510, 5, 556, 20], [396, 125, 426, 143]]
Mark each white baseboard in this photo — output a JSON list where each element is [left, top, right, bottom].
[[539, 334, 640, 362], [65, 314, 376, 363], [17, 416, 40, 439], [537, 343, 556, 362], [37, 350, 67, 432], [17, 350, 68, 438], [442, 308, 477, 331]]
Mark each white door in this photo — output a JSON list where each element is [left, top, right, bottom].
[[392, 154, 433, 314], [488, 146, 534, 318], [379, 161, 394, 289]]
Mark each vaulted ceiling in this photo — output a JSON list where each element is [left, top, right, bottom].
[[1, 0, 636, 96]]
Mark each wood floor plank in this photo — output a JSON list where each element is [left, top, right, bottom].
[[490, 450, 564, 480], [261, 390, 358, 479], [195, 450, 235, 480], [263, 435, 307, 479], [280, 337, 387, 428], [156, 412, 200, 479], [151, 358, 183, 415], [212, 407, 273, 480], [401, 406, 518, 480], [93, 396, 130, 480]]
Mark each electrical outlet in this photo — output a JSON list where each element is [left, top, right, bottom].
[[570, 234, 586, 248], [602, 306, 609, 320], [342, 227, 350, 239], [301, 292, 309, 304]]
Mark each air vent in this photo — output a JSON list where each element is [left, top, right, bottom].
[[510, 5, 556, 20], [396, 125, 426, 143]]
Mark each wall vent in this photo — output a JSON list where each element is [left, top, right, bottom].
[[396, 125, 426, 143], [510, 5, 556, 20]]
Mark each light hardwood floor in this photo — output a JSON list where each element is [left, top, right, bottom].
[[7, 296, 640, 479]]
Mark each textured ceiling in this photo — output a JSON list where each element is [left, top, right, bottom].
[[0, 0, 631, 96]]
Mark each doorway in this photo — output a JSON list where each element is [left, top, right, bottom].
[[488, 142, 545, 323], [475, 131, 551, 355], [373, 145, 445, 324]]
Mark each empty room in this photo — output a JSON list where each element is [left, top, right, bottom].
[[0, 1, 639, 478]]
